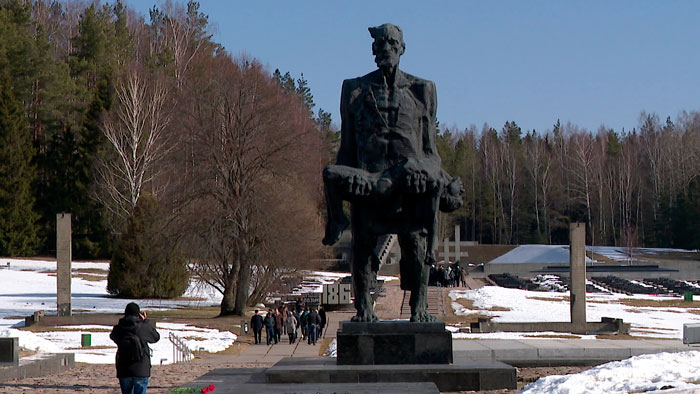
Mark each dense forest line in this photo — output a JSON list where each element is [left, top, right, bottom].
[[436, 115, 700, 249], [0, 0, 332, 314], [1, 0, 698, 311]]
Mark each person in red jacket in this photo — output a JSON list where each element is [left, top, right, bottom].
[[110, 302, 160, 394]]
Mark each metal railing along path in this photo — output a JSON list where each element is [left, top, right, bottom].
[[168, 332, 194, 363]]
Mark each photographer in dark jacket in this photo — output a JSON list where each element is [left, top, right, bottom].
[[110, 302, 160, 394]]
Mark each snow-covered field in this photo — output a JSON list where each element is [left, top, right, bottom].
[[521, 351, 700, 394], [450, 285, 700, 339], [449, 283, 700, 393], [0, 258, 386, 365], [0, 258, 233, 364]]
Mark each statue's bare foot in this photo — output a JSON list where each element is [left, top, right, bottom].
[[410, 310, 437, 322], [322, 216, 349, 246], [351, 310, 379, 322]]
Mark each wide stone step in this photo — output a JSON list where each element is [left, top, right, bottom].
[[266, 357, 516, 392], [400, 288, 445, 319]]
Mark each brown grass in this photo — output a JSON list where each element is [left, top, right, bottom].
[[74, 268, 108, 275], [182, 335, 207, 341], [528, 296, 570, 302], [453, 297, 510, 312], [145, 306, 249, 342], [440, 290, 495, 326], [615, 298, 699, 308], [594, 333, 675, 340], [19, 350, 37, 358], [634, 326, 675, 331], [20, 326, 112, 333], [529, 294, 700, 312], [65, 345, 116, 350], [74, 273, 105, 282], [72, 268, 108, 282]]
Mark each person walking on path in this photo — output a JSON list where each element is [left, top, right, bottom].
[[300, 307, 309, 340], [318, 306, 327, 338], [284, 312, 298, 344], [293, 308, 301, 335], [264, 312, 275, 346], [274, 307, 284, 343], [307, 307, 321, 345], [454, 264, 462, 287], [250, 310, 263, 344], [110, 302, 160, 394]]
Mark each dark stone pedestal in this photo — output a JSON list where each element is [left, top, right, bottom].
[[0, 337, 18, 366], [337, 321, 453, 365], [260, 321, 519, 391]]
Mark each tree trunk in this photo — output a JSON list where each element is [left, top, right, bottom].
[[233, 261, 252, 315], [219, 275, 237, 316]]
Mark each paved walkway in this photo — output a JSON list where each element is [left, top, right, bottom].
[[454, 338, 695, 367], [204, 311, 354, 365], [223, 312, 695, 367]]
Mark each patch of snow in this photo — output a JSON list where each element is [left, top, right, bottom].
[[449, 287, 700, 338], [520, 351, 700, 394], [326, 338, 337, 357]]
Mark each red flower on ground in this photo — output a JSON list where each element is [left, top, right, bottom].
[[201, 385, 215, 394]]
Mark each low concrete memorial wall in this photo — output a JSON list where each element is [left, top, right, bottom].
[[683, 323, 700, 344], [0, 337, 18, 366]]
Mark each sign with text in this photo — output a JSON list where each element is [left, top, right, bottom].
[[321, 283, 353, 305]]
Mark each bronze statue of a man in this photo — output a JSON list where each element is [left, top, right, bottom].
[[323, 23, 463, 322]]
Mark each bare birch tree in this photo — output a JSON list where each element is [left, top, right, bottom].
[[480, 126, 504, 243], [96, 67, 172, 231], [149, 0, 209, 89], [524, 130, 554, 242], [568, 127, 596, 243]]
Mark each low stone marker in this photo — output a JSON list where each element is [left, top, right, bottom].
[[683, 323, 700, 344], [0, 337, 19, 366], [24, 310, 45, 327]]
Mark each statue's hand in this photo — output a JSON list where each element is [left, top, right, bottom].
[[403, 158, 442, 194], [439, 177, 464, 212], [345, 174, 373, 197], [447, 177, 464, 197], [405, 169, 440, 194]]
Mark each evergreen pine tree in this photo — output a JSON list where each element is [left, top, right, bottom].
[[107, 194, 189, 298], [0, 72, 40, 256], [296, 73, 315, 113]]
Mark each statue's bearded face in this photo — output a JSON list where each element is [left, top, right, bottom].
[[372, 32, 403, 69]]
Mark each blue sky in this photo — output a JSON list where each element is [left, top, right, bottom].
[[125, 1, 700, 134]]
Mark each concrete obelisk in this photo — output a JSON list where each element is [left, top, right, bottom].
[[57, 213, 72, 316], [569, 222, 586, 334]]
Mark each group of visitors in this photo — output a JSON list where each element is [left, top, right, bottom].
[[250, 303, 327, 346], [429, 263, 465, 287]]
